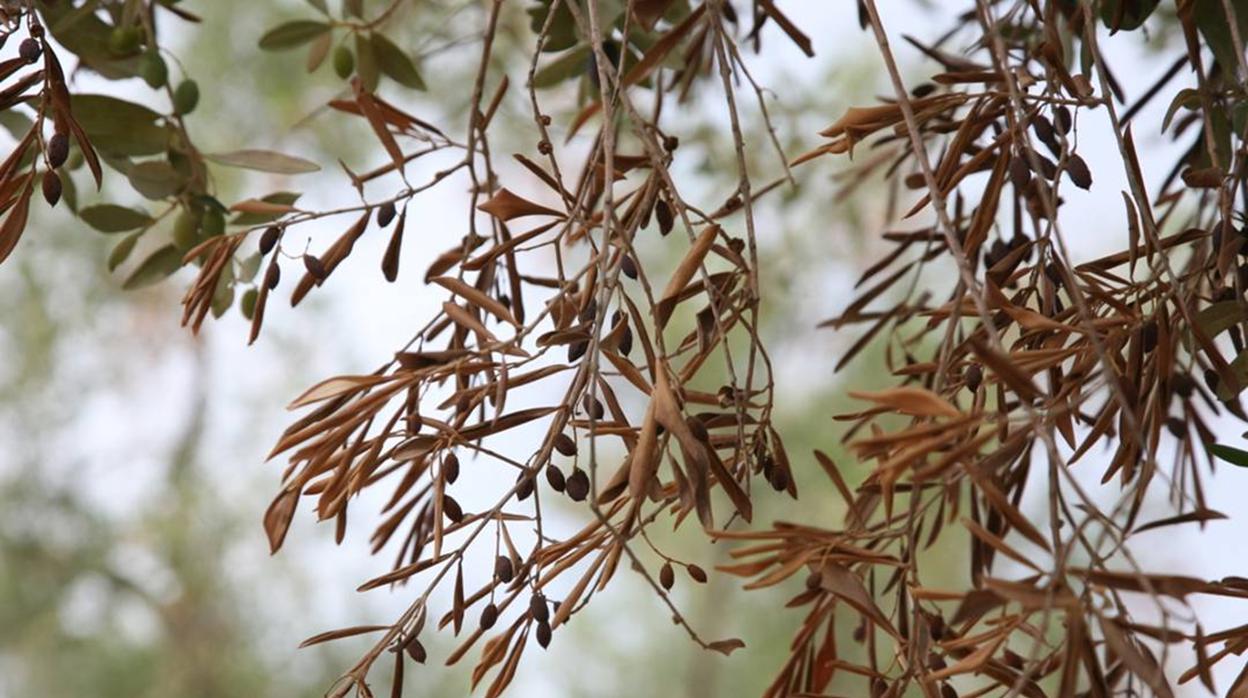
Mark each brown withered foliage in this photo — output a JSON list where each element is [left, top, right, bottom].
[[9, 0, 1248, 695]]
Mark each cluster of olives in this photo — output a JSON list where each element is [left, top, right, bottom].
[[106, 22, 198, 115], [171, 202, 226, 252], [39, 133, 65, 207]]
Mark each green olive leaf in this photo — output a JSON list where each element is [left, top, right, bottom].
[[1209, 443, 1248, 468], [108, 231, 143, 271], [127, 161, 187, 200], [259, 21, 332, 51], [122, 244, 183, 290], [205, 149, 321, 175], [355, 33, 380, 92], [79, 204, 154, 233], [69, 94, 170, 156], [370, 33, 426, 90], [533, 45, 591, 89]]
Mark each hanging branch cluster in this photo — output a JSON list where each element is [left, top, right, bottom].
[[253, 3, 804, 694], [735, 1, 1248, 696], [7, 0, 1248, 695]]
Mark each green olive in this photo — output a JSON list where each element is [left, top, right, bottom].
[[333, 46, 355, 79], [240, 288, 258, 320], [201, 208, 226, 237], [173, 80, 200, 115], [172, 209, 201, 251], [108, 26, 143, 55], [140, 52, 168, 89]]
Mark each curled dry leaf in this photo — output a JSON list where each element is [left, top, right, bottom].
[[848, 387, 961, 419], [477, 188, 564, 222], [288, 375, 393, 410], [299, 625, 390, 649], [707, 638, 746, 656], [263, 488, 299, 554]]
